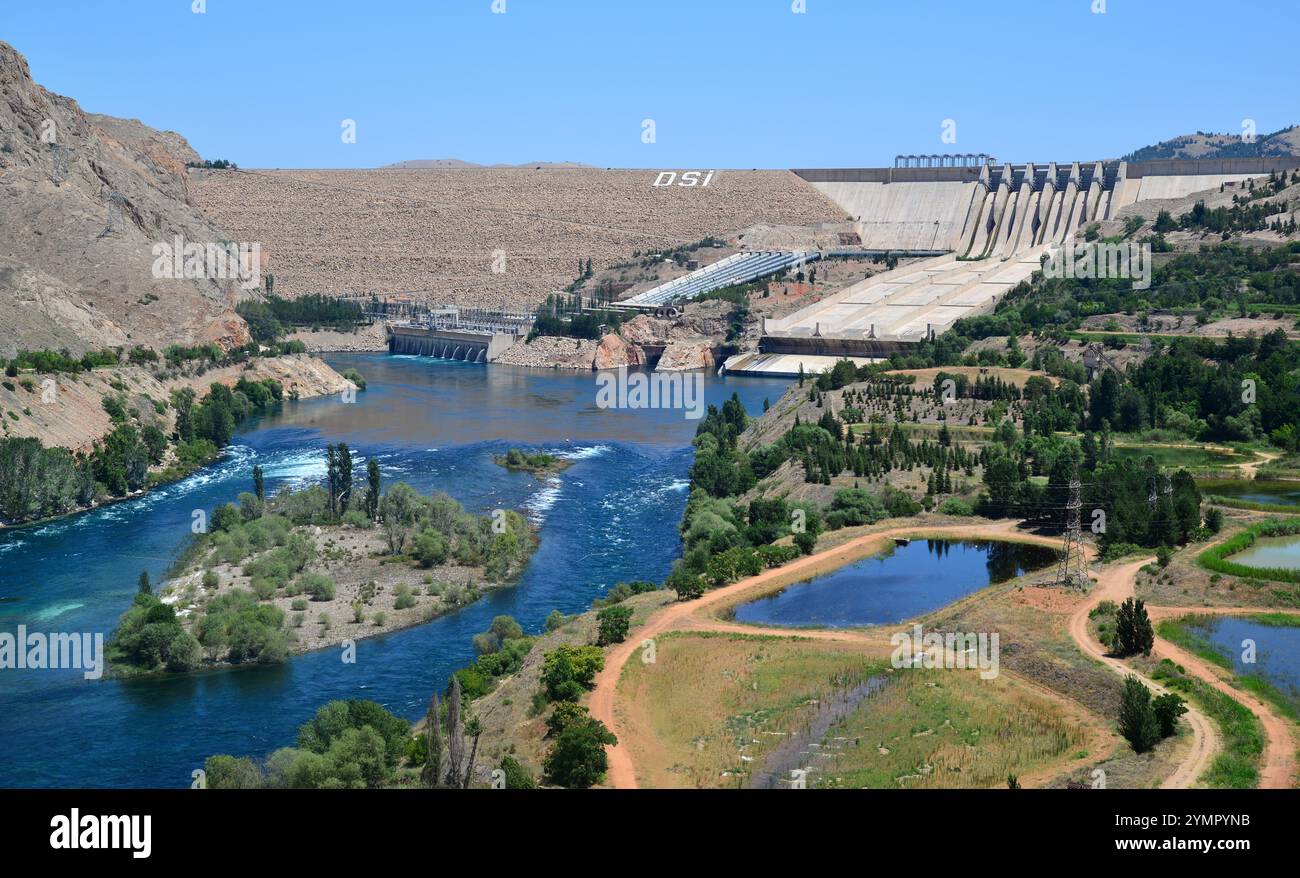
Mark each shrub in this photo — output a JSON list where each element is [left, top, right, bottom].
[[472, 615, 525, 655], [542, 716, 617, 789], [667, 566, 704, 601], [596, 604, 633, 646], [939, 498, 974, 516], [499, 756, 535, 789], [1153, 693, 1188, 738], [393, 584, 416, 610], [541, 645, 604, 702], [794, 531, 817, 555], [300, 572, 336, 602]]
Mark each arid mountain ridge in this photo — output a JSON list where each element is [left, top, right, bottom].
[[0, 39, 251, 358]]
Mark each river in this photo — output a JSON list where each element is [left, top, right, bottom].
[[0, 353, 788, 787]]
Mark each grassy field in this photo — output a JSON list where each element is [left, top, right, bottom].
[[1112, 444, 1255, 470], [615, 631, 885, 788], [814, 668, 1088, 789], [881, 366, 1054, 389], [616, 629, 1094, 789]]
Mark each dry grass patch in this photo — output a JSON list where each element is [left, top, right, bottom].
[[615, 631, 884, 788], [816, 668, 1088, 788]]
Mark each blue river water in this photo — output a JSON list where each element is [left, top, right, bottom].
[[732, 539, 1059, 628], [0, 353, 789, 788]]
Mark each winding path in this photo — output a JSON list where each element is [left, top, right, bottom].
[[1066, 558, 1220, 788], [590, 521, 1078, 789], [593, 522, 1298, 789], [1067, 558, 1298, 789]]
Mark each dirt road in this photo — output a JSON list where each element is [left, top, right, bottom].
[[589, 520, 1067, 789], [1066, 557, 1220, 788], [593, 524, 1296, 790]]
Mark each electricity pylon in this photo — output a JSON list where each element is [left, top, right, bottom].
[[1056, 474, 1090, 589]]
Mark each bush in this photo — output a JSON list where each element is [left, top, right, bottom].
[[1204, 506, 1224, 534], [667, 566, 704, 601], [499, 756, 535, 789], [939, 498, 974, 516], [393, 584, 417, 610], [1153, 693, 1188, 738], [300, 572, 336, 602], [541, 645, 604, 702], [596, 604, 633, 646], [472, 615, 525, 655], [542, 716, 617, 789], [413, 528, 448, 568], [794, 531, 817, 555]]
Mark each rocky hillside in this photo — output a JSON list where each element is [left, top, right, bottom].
[[0, 40, 252, 357], [1123, 125, 1300, 161]]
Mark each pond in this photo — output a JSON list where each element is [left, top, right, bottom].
[[1227, 534, 1300, 572], [1187, 616, 1300, 712], [1200, 479, 1300, 509], [730, 539, 1059, 628]]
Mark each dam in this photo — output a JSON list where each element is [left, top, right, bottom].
[[386, 308, 531, 362], [724, 155, 1300, 376]]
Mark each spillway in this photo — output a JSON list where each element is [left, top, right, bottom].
[[735, 156, 1300, 375]]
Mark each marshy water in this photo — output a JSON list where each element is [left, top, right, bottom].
[[1202, 479, 1300, 508], [1227, 534, 1300, 571], [731, 539, 1059, 628]]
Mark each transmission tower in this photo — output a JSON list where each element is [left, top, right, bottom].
[[1056, 474, 1090, 589]]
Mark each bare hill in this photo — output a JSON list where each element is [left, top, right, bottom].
[[0, 40, 252, 357], [382, 158, 594, 169], [190, 167, 844, 310], [1123, 125, 1300, 161]]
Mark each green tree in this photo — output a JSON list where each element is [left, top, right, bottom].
[[1113, 597, 1154, 657], [1153, 692, 1187, 738], [596, 604, 633, 646], [499, 755, 535, 789], [542, 715, 617, 789], [1118, 676, 1161, 753], [541, 645, 604, 702]]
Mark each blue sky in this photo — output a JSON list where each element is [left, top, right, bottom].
[[4, 0, 1297, 168]]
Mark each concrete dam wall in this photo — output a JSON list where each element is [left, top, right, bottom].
[[794, 157, 1299, 254], [743, 157, 1299, 374], [388, 324, 521, 362]]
